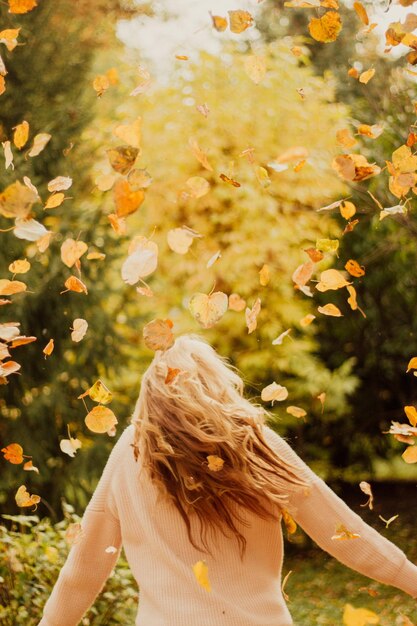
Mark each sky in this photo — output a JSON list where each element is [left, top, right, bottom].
[[116, 0, 416, 77]]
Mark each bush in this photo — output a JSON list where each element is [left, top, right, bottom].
[[0, 502, 138, 625]]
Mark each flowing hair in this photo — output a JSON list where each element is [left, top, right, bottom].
[[131, 332, 307, 559]]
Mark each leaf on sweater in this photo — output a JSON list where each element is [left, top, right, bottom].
[[65, 522, 84, 545], [331, 524, 361, 540], [342, 603, 379, 626], [282, 509, 297, 535], [192, 560, 211, 592]]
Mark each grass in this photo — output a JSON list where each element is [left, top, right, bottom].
[[282, 481, 417, 625]]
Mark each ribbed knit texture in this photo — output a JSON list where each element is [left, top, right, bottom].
[[38, 423, 417, 626]]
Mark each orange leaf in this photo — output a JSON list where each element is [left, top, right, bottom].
[[143, 318, 175, 351], [63, 276, 88, 294], [43, 338, 54, 357], [1, 442, 23, 463], [8, 0, 37, 13]]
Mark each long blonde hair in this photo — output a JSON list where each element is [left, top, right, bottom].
[[131, 333, 306, 559]]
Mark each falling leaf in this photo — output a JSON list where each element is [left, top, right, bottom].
[[108, 213, 126, 235], [245, 297, 261, 333], [93, 74, 110, 97], [281, 570, 293, 602], [165, 367, 183, 384], [379, 204, 408, 221], [61, 239, 88, 268], [60, 434, 82, 457], [8, 0, 37, 14], [86, 251, 105, 261], [2, 140, 14, 169], [207, 455, 225, 471], [0, 322, 20, 341], [340, 201, 356, 219], [185, 176, 210, 198], [43, 339, 54, 358], [406, 356, 417, 373], [113, 179, 145, 217], [255, 166, 271, 187], [113, 117, 141, 149], [15, 485, 40, 509], [1, 443, 23, 464], [107, 146, 139, 175], [229, 293, 246, 311], [404, 405, 417, 427], [143, 318, 175, 351], [300, 314, 316, 327], [292, 261, 315, 287], [10, 335, 36, 348], [259, 264, 270, 286], [210, 13, 228, 31], [402, 445, 417, 463], [332, 154, 381, 182], [206, 250, 221, 268], [85, 405, 118, 434], [167, 226, 202, 254], [219, 173, 241, 187], [23, 460, 39, 473], [0, 279, 26, 295], [13, 120, 29, 149], [47, 176, 72, 192], [272, 329, 292, 345], [95, 172, 115, 191], [308, 11, 342, 43], [14, 218, 50, 242], [192, 560, 211, 592], [244, 55, 267, 84], [127, 168, 153, 190], [9, 259, 30, 274], [78, 380, 113, 404], [332, 524, 361, 540], [316, 269, 351, 292], [336, 128, 357, 148], [130, 64, 152, 96], [70, 318, 88, 342], [359, 68, 375, 84], [44, 192, 65, 209], [261, 382, 289, 404], [62, 276, 88, 295], [196, 102, 210, 117], [379, 514, 398, 528], [359, 481, 374, 510], [27, 133, 51, 157], [121, 238, 158, 285], [189, 291, 228, 329], [317, 303, 343, 317], [0, 360, 21, 377], [189, 138, 213, 171], [0, 28, 20, 51], [228, 10, 254, 33], [342, 603, 379, 626], [287, 406, 307, 418], [353, 1, 369, 25], [345, 259, 365, 278], [315, 238, 339, 253]]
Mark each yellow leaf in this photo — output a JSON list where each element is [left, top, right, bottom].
[[359, 68, 375, 84], [44, 192, 65, 209], [345, 259, 365, 277], [107, 146, 139, 175], [167, 226, 202, 254], [27, 132, 51, 157], [308, 11, 342, 43], [0, 28, 21, 51], [43, 338, 54, 357], [343, 603, 379, 626], [244, 55, 266, 84], [315, 238, 339, 253], [61, 239, 88, 268], [0, 279, 26, 295], [12, 120, 29, 149], [113, 179, 145, 217], [402, 445, 417, 464], [287, 406, 307, 418], [340, 201, 356, 219], [15, 485, 40, 508], [143, 318, 175, 351], [207, 455, 225, 472], [392, 145, 417, 173], [261, 382, 288, 404], [62, 276, 88, 295], [332, 524, 361, 540], [78, 380, 113, 404], [85, 406, 118, 434], [228, 293, 246, 311], [8, 259, 30, 274], [189, 292, 228, 329], [93, 74, 110, 96], [245, 297, 261, 333], [282, 509, 297, 534], [406, 356, 417, 372], [299, 314, 316, 327], [317, 303, 343, 317], [259, 264, 270, 286], [316, 268, 351, 292], [228, 10, 254, 34], [255, 165, 271, 187], [336, 128, 357, 148], [353, 1, 369, 26], [8, 0, 37, 13], [113, 117, 142, 149], [192, 560, 211, 592], [210, 13, 228, 31]]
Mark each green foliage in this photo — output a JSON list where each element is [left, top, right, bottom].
[[0, 504, 137, 625]]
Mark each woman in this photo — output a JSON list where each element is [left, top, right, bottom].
[[38, 333, 417, 626]]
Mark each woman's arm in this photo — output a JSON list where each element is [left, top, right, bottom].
[[262, 424, 417, 598], [37, 425, 134, 626]]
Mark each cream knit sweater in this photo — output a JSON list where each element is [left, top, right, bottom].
[[38, 423, 417, 626]]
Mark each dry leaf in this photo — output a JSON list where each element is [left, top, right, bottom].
[[317, 303, 343, 317], [143, 318, 175, 351], [189, 292, 228, 329], [85, 405, 118, 434], [1, 443, 23, 463], [9, 259, 30, 274], [78, 379, 113, 404], [228, 10, 254, 33], [261, 382, 289, 404], [113, 117, 141, 149], [43, 339, 54, 358], [207, 455, 225, 471], [61, 239, 88, 268], [13, 120, 29, 149], [308, 11, 342, 43], [245, 297, 261, 333], [27, 133, 51, 157], [70, 318, 88, 342], [15, 485, 40, 508]]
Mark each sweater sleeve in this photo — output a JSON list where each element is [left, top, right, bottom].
[[262, 424, 417, 599], [37, 425, 134, 626]]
